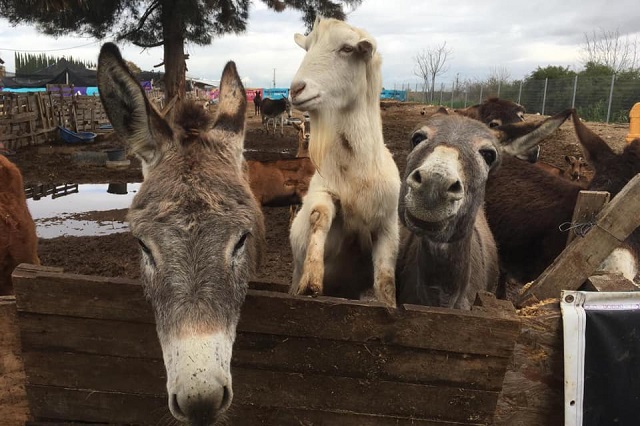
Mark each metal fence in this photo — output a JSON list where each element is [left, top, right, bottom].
[[395, 75, 640, 123]]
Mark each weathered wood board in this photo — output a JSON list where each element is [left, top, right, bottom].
[[0, 296, 29, 426], [12, 264, 521, 425]]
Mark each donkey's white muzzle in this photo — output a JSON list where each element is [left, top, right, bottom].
[[162, 332, 234, 423]]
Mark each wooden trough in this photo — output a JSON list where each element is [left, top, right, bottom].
[[8, 264, 521, 425]]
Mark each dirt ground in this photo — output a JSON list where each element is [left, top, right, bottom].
[[10, 102, 631, 287]]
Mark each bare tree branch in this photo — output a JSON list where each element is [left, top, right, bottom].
[[414, 42, 452, 103], [581, 28, 639, 73]]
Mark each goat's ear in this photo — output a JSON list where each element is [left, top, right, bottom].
[[294, 33, 307, 50], [357, 38, 374, 58], [565, 155, 571, 163], [435, 107, 449, 115], [495, 108, 572, 158], [97, 42, 171, 173]]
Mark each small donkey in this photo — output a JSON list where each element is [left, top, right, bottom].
[[98, 43, 264, 424], [397, 109, 572, 308]]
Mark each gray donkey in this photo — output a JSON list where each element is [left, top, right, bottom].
[[396, 109, 571, 309], [97, 43, 264, 424]]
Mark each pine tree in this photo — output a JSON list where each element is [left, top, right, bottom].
[[0, 0, 362, 102]]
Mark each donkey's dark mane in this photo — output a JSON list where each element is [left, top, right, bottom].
[[175, 102, 214, 139]]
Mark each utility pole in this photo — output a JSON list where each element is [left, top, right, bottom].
[[273, 69, 276, 88]]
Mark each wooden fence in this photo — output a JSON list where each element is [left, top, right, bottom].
[[0, 87, 111, 151], [10, 265, 521, 425]]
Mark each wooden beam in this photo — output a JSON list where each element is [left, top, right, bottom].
[[0, 297, 28, 425], [517, 174, 640, 306], [18, 313, 509, 391], [13, 265, 520, 358], [582, 273, 639, 292], [25, 365, 499, 423], [565, 191, 610, 246]]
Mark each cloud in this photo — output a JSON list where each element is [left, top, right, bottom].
[[1, 0, 639, 89]]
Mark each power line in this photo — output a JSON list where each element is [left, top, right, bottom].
[[0, 40, 100, 53]]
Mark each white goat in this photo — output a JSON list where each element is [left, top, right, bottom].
[[288, 18, 400, 308]]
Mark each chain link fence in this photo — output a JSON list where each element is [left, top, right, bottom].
[[396, 75, 640, 123]]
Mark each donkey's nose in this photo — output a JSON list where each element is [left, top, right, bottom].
[[290, 81, 306, 101], [408, 169, 463, 201], [170, 385, 232, 424]]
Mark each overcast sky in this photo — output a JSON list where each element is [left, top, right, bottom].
[[1, 0, 638, 90]]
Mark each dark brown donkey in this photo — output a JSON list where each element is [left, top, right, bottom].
[[396, 109, 571, 309], [98, 43, 264, 424], [486, 110, 640, 289], [456, 97, 540, 162]]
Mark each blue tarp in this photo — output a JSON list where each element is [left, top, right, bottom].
[[262, 88, 289, 100], [0, 87, 47, 93], [381, 89, 407, 101]]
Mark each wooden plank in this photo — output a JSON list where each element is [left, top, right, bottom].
[[13, 265, 520, 358], [582, 273, 639, 292], [19, 314, 508, 391], [25, 364, 498, 423], [239, 291, 520, 358], [517, 174, 640, 306], [26, 385, 169, 425], [227, 404, 484, 426], [565, 191, 610, 246], [494, 301, 564, 426], [25, 388, 476, 426], [0, 297, 29, 426]]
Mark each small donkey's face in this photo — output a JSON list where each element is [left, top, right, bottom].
[[401, 114, 499, 241], [98, 43, 264, 424]]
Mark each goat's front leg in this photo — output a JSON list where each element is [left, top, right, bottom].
[[290, 192, 336, 296], [372, 219, 399, 308]]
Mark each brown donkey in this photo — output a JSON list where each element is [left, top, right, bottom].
[[97, 44, 264, 424], [0, 155, 39, 295]]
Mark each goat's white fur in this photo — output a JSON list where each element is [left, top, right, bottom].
[[288, 18, 400, 307]]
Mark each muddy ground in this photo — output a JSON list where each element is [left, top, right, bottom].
[[10, 102, 631, 288]]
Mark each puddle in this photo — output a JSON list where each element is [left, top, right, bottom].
[[26, 183, 141, 239]]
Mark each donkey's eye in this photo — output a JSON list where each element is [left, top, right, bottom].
[[411, 132, 427, 148], [138, 239, 152, 255], [479, 149, 497, 166], [232, 232, 250, 257], [339, 45, 354, 54]]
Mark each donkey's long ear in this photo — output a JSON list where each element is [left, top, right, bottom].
[[97, 43, 171, 171], [495, 108, 573, 158], [213, 61, 246, 136], [571, 109, 614, 163]]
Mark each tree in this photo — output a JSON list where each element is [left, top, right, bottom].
[[414, 41, 452, 103], [529, 65, 576, 80], [0, 0, 362, 102], [581, 28, 639, 74]]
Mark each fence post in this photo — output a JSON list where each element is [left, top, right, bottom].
[[541, 78, 548, 115], [606, 74, 615, 124], [518, 80, 523, 104], [439, 85, 443, 105], [451, 82, 455, 108], [571, 75, 578, 108], [479, 85, 483, 104], [464, 91, 468, 107], [497, 81, 501, 97]]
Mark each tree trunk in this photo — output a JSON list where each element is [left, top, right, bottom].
[[161, 0, 186, 107]]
